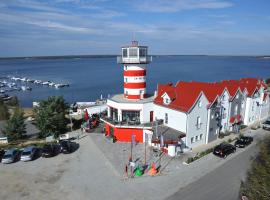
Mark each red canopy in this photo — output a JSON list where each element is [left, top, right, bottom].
[[230, 114, 242, 124]]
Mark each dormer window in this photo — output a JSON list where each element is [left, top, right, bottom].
[[161, 93, 171, 105], [236, 93, 239, 99]]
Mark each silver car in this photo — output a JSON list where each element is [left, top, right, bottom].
[[20, 146, 37, 162], [2, 148, 20, 164], [262, 120, 270, 130]]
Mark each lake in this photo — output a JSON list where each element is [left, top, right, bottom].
[[0, 56, 269, 107]]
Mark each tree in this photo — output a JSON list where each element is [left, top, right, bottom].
[[34, 96, 69, 139], [6, 96, 20, 107], [240, 135, 270, 200], [0, 98, 9, 120], [3, 107, 26, 141]]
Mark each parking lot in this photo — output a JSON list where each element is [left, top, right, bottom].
[[0, 128, 269, 200]]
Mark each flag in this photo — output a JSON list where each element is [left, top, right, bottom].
[[131, 134, 136, 147]]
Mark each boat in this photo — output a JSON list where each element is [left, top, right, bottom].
[[49, 82, 55, 87], [54, 84, 65, 89], [42, 81, 50, 85], [21, 86, 32, 91], [34, 80, 42, 84], [26, 78, 34, 83]]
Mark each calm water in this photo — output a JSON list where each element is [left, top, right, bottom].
[[0, 56, 270, 107]]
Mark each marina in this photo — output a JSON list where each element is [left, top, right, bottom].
[[0, 75, 70, 101]]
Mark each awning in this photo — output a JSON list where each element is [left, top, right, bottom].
[[230, 114, 242, 124], [152, 125, 186, 145]]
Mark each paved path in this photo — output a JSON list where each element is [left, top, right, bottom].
[[166, 142, 257, 200], [165, 129, 266, 200]]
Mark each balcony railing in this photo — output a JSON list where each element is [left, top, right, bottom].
[[101, 116, 163, 128], [117, 56, 152, 64]]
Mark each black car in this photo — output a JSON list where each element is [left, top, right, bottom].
[[213, 143, 236, 158], [60, 140, 72, 154], [42, 144, 58, 157], [234, 136, 253, 148]]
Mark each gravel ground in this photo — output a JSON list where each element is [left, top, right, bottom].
[[0, 129, 268, 200]]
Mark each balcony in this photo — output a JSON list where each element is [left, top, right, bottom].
[[101, 116, 163, 129], [117, 56, 152, 64]]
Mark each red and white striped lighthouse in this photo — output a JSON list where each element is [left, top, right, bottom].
[[117, 41, 152, 100]]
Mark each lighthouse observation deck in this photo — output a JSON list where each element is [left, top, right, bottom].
[[117, 41, 152, 64], [117, 55, 152, 64]]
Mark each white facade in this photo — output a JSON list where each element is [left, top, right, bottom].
[[186, 93, 209, 149], [260, 95, 270, 120], [107, 98, 154, 123], [219, 89, 230, 132], [154, 92, 209, 149], [243, 89, 261, 125], [153, 104, 187, 133]]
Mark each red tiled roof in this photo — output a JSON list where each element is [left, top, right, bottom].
[[154, 83, 204, 113], [154, 78, 267, 113]]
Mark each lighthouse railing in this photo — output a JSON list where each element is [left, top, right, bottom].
[[117, 56, 152, 64]]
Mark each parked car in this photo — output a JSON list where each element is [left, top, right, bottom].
[[59, 140, 72, 154], [42, 144, 58, 158], [20, 146, 38, 161], [234, 136, 253, 148], [213, 143, 236, 158], [1, 148, 20, 164], [262, 120, 270, 130], [0, 149, 5, 161]]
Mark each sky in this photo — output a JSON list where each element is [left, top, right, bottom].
[[0, 0, 270, 57]]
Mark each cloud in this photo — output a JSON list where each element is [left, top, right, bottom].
[[134, 0, 233, 13]]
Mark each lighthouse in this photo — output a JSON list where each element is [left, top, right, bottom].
[[101, 41, 154, 143], [117, 41, 152, 100]]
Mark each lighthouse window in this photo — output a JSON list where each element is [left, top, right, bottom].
[[139, 48, 147, 57], [129, 48, 138, 57], [122, 49, 128, 57]]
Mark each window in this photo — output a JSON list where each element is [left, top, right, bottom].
[[222, 95, 225, 101], [216, 129, 219, 135], [165, 113, 168, 124], [236, 94, 239, 99], [196, 116, 201, 129], [125, 91, 128, 96], [211, 114, 214, 119], [198, 100, 202, 108], [241, 102, 244, 109], [129, 48, 138, 57], [223, 113, 227, 119], [191, 137, 194, 143], [234, 105, 238, 115], [139, 48, 147, 57], [122, 48, 128, 57], [165, 98, 170, 104], [249, 117, 251, 122], [124, 66, 127, 70], [200, 134, 203, 140], [195, 136, 198, 141], [125, 78, 127, 82]]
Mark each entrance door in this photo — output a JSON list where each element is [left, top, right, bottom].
[[150, 111, 154, 122]]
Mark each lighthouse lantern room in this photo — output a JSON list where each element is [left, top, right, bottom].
[[117, 41, 152, 100]]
